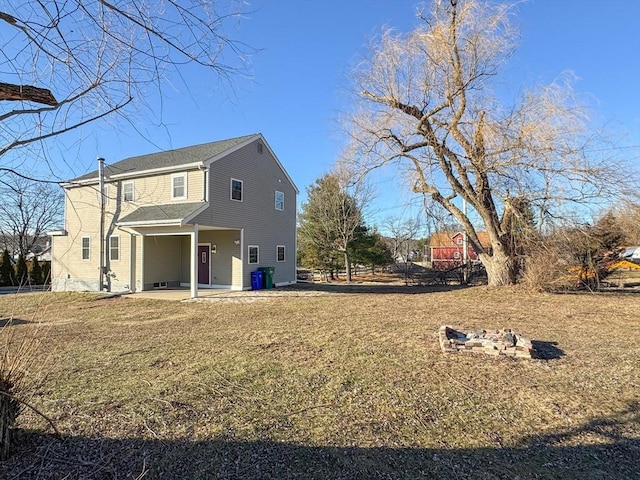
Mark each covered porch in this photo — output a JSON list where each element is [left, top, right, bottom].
[[117, 203, 245, 298]]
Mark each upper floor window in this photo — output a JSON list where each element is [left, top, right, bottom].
[[275, 191, 284, 211], [248, 245, 259, 264], [231, 178, 243, 202], [172, 173, 187, 200], [81, 237, 90, 260], [123, 181, 135, 202], [456, 237, 463, 245], [109, 236, 120, 261], [276, 245, 285, 262]]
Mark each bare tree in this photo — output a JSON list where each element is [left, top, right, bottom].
[[384, 215, 423, 284], [344, 0, 636, 286], [0, 174, 63, 257], [1, 1, 251, 177]]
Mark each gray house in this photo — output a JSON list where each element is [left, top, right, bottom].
[[50, 134, 298, 297]]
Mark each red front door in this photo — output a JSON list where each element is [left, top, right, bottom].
[[198, 245, 210, 284]]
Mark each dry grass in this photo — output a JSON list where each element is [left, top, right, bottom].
[[1, 285, 639, 479]]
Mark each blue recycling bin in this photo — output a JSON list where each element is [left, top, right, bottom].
[[251, 270, 264, 290]]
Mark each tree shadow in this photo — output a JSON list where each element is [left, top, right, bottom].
[[284, 282, 467, 295], [531, 340, 565, 360], [0, 317, 31, 327], [3, 402, 638, 479]]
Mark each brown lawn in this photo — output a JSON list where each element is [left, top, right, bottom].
[[1, 284, 639, 479]]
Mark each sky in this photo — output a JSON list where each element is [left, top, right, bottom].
[[17, 0, 640, 231]]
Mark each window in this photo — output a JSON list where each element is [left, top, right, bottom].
[[275, 191, 284, 211], [81, 237, 90, 260], [172, 174, 187, 200], [231, 178, 243, 202], [276, 245, 285, 262], [257, 142, 263, 154], [453, 251, 461, 259], [456, 237, 463, 245], [123, 181, 134, 202], [248, 245, 259, 264], [109, 236, 120, 261]]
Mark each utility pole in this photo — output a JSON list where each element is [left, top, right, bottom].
[[98, 157, 105, 292], [463, 198, 468, 264], [462, 198, 469, 284]]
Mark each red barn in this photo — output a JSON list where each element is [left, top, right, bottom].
[[429, 231, 491, 270]]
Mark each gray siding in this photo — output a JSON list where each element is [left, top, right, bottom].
[[192, 139, 297, 288]]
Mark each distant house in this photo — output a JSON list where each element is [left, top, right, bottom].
[[26, 241, 52, 263], [429, 231, 491, 270], [49, 134, 298, 297], [623, 246, 640, 262]]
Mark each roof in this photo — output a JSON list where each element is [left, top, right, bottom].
[[429, 231, 491, 248], [623, 247, 640, 259], [69, 134, 259, 183], [117, 202, 208, 227]]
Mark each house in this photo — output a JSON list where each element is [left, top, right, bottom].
[[622, 246, 640, 262], [26, 241, 52, 263], [49, 134, 298, 297], [429, 231, 491, 270]]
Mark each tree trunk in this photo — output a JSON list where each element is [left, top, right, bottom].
[[0, 384, 18, 461], [344, 251, 352, 282], [479, 245, 517, 286]]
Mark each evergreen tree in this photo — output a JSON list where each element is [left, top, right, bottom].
[[351, 227, 394, 274], [0, 250, 15, 286], [41, 262, 51, 285], [15, 254, 28, 285], [30, 257, 43, 285], [298, 174, 366, 282]]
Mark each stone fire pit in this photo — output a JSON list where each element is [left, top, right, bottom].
[[438, 325, 534, 359]]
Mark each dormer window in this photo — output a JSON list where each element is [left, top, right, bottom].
[[172, 173, 187, 200]]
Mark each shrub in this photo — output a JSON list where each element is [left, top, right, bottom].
[[0, 251, 14, 287], [41, 262, 51, 285], [29, 258, 42, 285], [15, 256, 27, 286]]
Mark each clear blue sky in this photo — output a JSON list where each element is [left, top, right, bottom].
[[44, 0, 640, 229]]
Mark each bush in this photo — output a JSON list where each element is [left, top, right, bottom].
[[41, 262, 51, 285], [15, 256, 27, 286], [0, 251, 14, 287], [29, 258, 42, 285]]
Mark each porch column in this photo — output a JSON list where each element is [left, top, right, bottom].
[[191, 224, 199, 298]]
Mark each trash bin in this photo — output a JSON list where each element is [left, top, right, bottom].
[[251, 270, 264, 290], [258, 266, 274, 289]]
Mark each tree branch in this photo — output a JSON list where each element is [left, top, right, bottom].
[[0, 82, 58, 106]]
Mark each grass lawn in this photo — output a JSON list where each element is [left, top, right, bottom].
[[1, 284, 639, 479]]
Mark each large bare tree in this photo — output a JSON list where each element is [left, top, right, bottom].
[[344, 0, 635, 286], [0, 0, 250, 177], [0, 173, 63, 257]]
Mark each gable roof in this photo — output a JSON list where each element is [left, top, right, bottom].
[[429, 231, 491, 248], [64, 132, 298, 194], [68, 134, 261, 184], [67, 134, 258, 183]]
